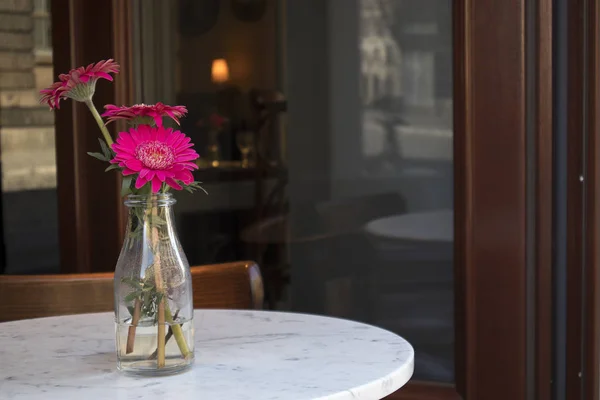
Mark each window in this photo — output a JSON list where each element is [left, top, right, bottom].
[[0, 0, 59, 273]]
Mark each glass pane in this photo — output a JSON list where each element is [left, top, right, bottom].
[[0, 0, 59, 274], [135, 0, 453, 382]]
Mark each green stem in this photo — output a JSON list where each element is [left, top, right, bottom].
[[85, 99, 113, 146], [147, 195, 192, 360], [164, 303, 192, 359]]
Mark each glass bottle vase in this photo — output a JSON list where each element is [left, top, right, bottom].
[[113, 193, 194, 375]]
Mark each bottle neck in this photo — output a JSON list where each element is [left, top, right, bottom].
[[123, 193, 177, 237], [124, 193, 176, 208]]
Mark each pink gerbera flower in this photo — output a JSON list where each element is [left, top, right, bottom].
[[111, 125, 199, 193], [102, 103, 188, 127], [40, 59, 120, 109]]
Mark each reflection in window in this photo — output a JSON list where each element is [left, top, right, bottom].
[[0, 1, 59, 274], [135, 0, 454, 383], [358, 0, 454, 382]]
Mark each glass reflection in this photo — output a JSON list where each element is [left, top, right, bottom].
[[135, 0, 453, 382]]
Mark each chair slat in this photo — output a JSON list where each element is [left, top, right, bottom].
[[0, 261, 263, 322]]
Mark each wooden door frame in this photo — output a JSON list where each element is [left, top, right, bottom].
[[393, 0, 553, 398], [51, 0, 135, 273], [583, 1, 600, 398], [566, 0, 600, 399], [535, 0, 554, 398]]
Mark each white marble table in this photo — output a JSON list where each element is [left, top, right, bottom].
[[0, 310, 414, 400], [365, 210, 453, 242]]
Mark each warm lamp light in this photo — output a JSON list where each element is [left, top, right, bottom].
[[211, 58, 229, 83]]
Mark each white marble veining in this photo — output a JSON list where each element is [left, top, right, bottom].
[[0, 310, 413, 400]]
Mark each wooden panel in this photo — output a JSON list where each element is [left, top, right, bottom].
[[111, 0, 137, 239], [584, 0, 600, 398], [454, 0, 528, 399], [0, 261, 263, 322], [565, 2, 600, 398], [191, 261, 264, 309], [535, 0, 554, 398], [387, 382, 461, 400], [452, 1, 467, 394], [51, 0, 86, 274], [51, 0, 123, 274], [0, 272, 114, 322], [566, 0, 585, 398]]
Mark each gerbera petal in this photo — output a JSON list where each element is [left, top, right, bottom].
[[174, 169, 194, 184], [135, 174, 148, 189], [129, 128, 142, 143], [100, 103, 186, 126], [176, 149, 199, 157], [139, 168, 150, 179], [180, 162, 199, 170], [95, 72, 113, 81], [156, 171, 166, 181], [138, 124, 152, 141], [112, 144, 135, 156], [166, 132, 181, 146], [122, 168, 136, 176], [151, 176, 162, 193], [118, 132, 136, 147], [170, 132, 186, 148], [125, 159, 143, 171], [159, 127, 172, 142], [178, 142, 195, 150], [177, 154, 200, 162], [166, 178, 183, 190]]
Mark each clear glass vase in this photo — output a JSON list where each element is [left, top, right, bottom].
[[113, 193, 194, 375]]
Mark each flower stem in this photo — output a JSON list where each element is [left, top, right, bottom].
[[147, 195, 192, 364], [157, 301, 166, 367], [84, 99, 113, 146], [149, 196, 166, 368], [165, 304, 192, 359], [125, 298, 141, 354]]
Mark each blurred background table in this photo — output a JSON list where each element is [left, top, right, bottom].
[[365, 209, 453, 243]]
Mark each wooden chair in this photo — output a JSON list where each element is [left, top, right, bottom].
[[0, 261, 263, 323]]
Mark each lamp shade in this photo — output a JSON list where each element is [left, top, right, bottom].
[[211, 58, 229, 83]]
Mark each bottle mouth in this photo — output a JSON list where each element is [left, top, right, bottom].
[[125, 193, 176, 207]]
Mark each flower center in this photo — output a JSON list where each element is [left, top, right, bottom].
[[135, 141, 175, 170]]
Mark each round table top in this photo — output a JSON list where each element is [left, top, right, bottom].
[[365, 209, 453, 242], [0, 310, 414, 400]]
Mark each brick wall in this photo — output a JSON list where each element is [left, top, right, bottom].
[[0, 0, 56, 192]]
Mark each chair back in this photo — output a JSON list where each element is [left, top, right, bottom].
[[0, 261, 263, 322]]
